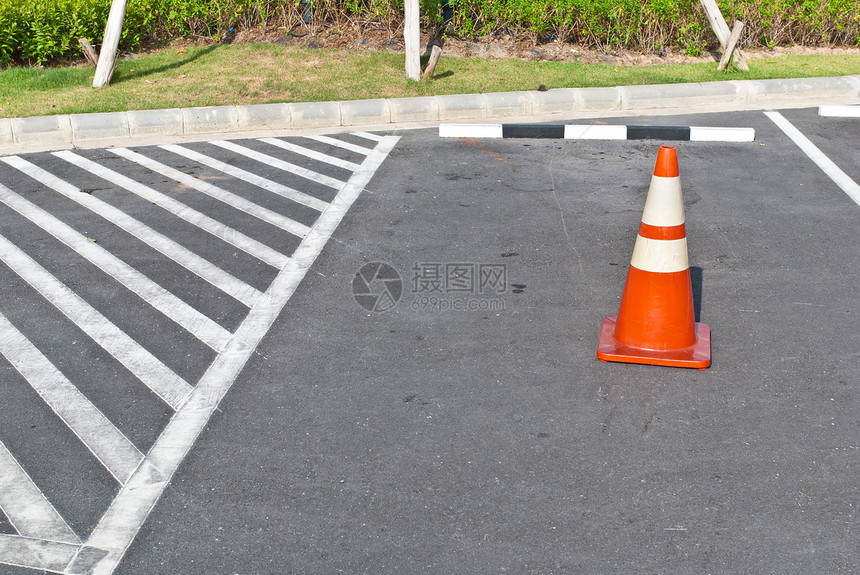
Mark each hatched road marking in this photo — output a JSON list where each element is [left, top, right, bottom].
[[1, 154, 263, 308], [163, 143, 336, 209], [0, 132, 399, 574], [61, 152, 308, 238]]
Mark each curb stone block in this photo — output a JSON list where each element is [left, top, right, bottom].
[[289, 101, 341, 128], [71, 112, 130, 142], [531, 88, 577, 114], [182, 106, 239, 135], [237, 103, 291, 131], [746, 76, 860, 102], [390, 97, 440, 123], [621, 81, 741, 109], [127, 109, 184, 138], [484, 91, 533, 117], [0, 119, 13, 148], [11, 115, 72, 147], [437, 94, 487, 120], [341, 99, 391, 126], [574, 87, 622, 111]]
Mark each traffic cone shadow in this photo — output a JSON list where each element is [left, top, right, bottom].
[[597, 146, 711, 369], [690, 265, 703, 323]]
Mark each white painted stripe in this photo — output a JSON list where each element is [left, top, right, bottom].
[[818, 105, 860, 118], [51, 151, 290, 269], [108, 148, 311, 238], [689, 126, 755, 142], [208, 140, 345, 191], [630, 236, 689, 273], [77, 136, 401, 575], [0, 234, 193, 410], [165, 143, 342, 205], [0, 313, 143, 484], [439, 124, 504, 138], [0, 182, 232, 353], [351, 131, 385, 142], [765, 111, 860, 207], [0, 534, 80, 573], [306, 134, 372, 156], [258, 137, 361, 171], [0, 441, 80, 544], [564, 124, 627, 140], [641, 175, 685, 227], [0, 156, 261, 309]]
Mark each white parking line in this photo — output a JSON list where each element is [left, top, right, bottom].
[[210, 140, 346, 190], [53, 151, 291, 270], [0, 313, 144, 484], [307, 134, 372, 156], [1, 156, 262, 308], [258, 137, 361, 171], [765, 111, 860, 207], [75, 135, 401, 575], [0, 234, 193, 410], [0, 441, 80, 544], [164, 144, 335, 207], [109, 148, 311, 239], [0, 182, 233, 353]]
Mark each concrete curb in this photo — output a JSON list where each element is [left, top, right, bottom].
[[1, 75, 858, 154]]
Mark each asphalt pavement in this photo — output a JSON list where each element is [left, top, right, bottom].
[[0, 105, 858, 574]]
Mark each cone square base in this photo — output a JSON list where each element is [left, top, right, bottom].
[[597, 315, 711, 369]]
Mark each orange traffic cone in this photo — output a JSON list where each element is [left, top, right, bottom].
[[597, 146, 711, 369]]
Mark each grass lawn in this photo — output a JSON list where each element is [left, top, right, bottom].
[[1, 43, 858, 118]]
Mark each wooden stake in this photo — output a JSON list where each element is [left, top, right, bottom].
[[718, 21, 745, 70], [404, 0, 420, 81], [699, 0, 748, 71], [79, 38, 99, 67], [93, 0, 128, 88], [422, 45, 443, 79]]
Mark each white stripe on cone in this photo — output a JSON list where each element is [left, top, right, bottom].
[[630, 236, 689, 273], [641, 176, 685, 227]]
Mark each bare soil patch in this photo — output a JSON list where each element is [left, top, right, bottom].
[[165, 24, 860, 67]]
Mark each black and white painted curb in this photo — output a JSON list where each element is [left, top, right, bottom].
[[439, 123, 756, 142]]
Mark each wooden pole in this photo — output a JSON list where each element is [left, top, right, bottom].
[[93, 0, 128, 88], [718, 20, 744, 70], [404, 0, 420, 81], [422, 45, 443, 79], [79, 38, 99, 68], [698, 0, 748, 71]]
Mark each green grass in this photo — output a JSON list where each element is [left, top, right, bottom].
[[1, 44, 858, 118]]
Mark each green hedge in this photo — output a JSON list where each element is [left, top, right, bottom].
[[456, 0, 859, 51], [1, 0, 858, 65]]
